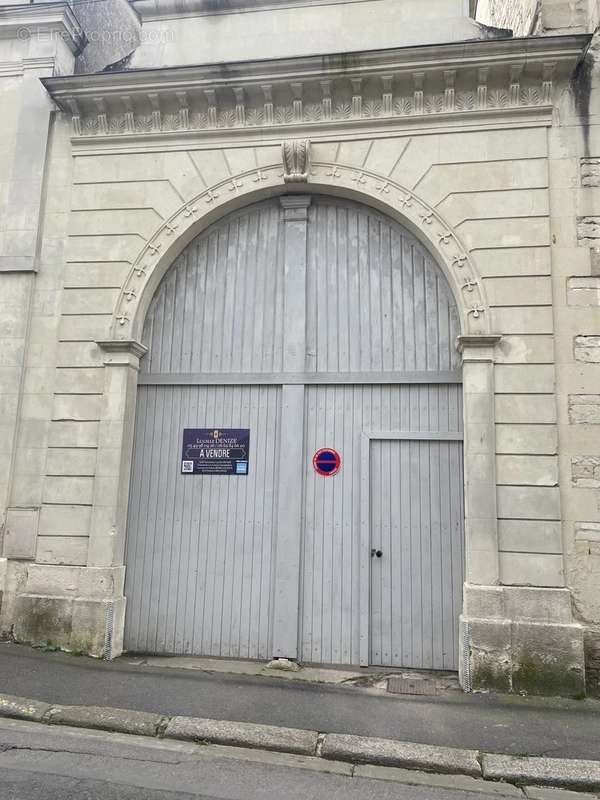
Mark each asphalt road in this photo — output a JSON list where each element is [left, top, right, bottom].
[[0, 643, 599, 760], [0, 717, 527, 800]]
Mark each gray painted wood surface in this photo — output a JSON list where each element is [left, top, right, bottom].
[[300, 384, 463, 667], [142, 202, 285, 375], [305, 198, 460, 373], [124, 384, 280, 657], [126, 196, 464, 667], [369, 436, 464, 670]]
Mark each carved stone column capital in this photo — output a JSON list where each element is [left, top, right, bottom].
[[97, 339, 148, 368], [457, 334, 502, 362]]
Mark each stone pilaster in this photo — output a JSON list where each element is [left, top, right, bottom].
[[89, 340, 147, 568], [457, 332, 585, 695], [458, 335, 501, 586]]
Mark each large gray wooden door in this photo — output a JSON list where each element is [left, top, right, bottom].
[[125, 195, 464, 667]]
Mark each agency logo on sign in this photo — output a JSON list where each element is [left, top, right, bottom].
[[181, 428, 250, 476]]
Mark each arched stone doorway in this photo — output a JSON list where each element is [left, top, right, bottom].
[[123, 195, 464, 669]]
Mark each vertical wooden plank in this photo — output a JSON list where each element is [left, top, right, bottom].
[[368, 216, 382, 371], [359, 432, 370, 666], [300, 385, 316, 661], [330, 386, 344, 662], [429, 440, 443, 669], [272, 384, 305, 657], [155, 384, 181, 652], [337, 207, 350, 373], [347, 208, 361, 374], [305, 202, 317, 373], [390, 230, 404, 371], [389, 436, 401, 664], [190, 238, 208, 374], [173, 386, 192, 653], [403, 239, 416, 372], [351, 385, 363, 664], [399, 437, 412, 664], [439, 439, 454, 669], [369, 440, 379, 663], [326, 204, 338, 372], [341, 384, 353, 662]]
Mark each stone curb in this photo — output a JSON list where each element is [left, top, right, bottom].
[[45, 704, 165, 738], [0, 693, 599, 793], [0, 693, 51, 723], [482, 754, 600, 793], [164, 716, 318, 755], [321, 733, 481, 777]]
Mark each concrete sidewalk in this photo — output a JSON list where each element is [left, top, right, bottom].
[[0, 642, 599, 761]]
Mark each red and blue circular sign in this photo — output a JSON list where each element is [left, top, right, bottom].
[[312, 448, 341, 477]]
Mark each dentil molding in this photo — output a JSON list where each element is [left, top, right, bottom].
[[41, 36, 587, 141]]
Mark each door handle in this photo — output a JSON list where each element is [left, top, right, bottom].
[[371, 549, 383, 558]]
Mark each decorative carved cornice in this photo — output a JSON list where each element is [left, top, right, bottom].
[[41, 35, 588, 141], [132, 0, 373, 20]]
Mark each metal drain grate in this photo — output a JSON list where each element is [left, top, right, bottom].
[[387, 675, 438, 695]]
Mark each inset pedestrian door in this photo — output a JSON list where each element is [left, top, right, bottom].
[[367, 431, 465, 671]]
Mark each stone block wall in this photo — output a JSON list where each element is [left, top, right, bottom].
[[3, 113, 585, 683], [48, 128, 561, 589], [585, 628, 600, 696], [0, 0, 595, 691], [473, 0, 600, 697], [0, 5, 82, 561], [551, 32, 600, 697]]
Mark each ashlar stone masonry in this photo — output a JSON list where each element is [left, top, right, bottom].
[[0, 0, 598, 696]]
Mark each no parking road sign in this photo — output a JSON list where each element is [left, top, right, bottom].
[[312, 448, 341, 477]]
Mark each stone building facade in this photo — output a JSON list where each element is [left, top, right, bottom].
[[0, 0, 598, 695], [479, 0, 600, 695]]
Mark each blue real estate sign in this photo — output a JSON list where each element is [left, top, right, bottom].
[[181, 428, 250, 475]]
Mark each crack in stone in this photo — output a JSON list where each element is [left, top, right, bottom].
[[0, 743, 189, 765]]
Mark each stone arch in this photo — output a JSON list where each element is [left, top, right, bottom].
[[122, 191, 469, 665], [107, 162, 490, 343], [140, 195, 463, 376]]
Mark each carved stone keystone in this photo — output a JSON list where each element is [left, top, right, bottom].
[[282, 139, 310, 183]]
